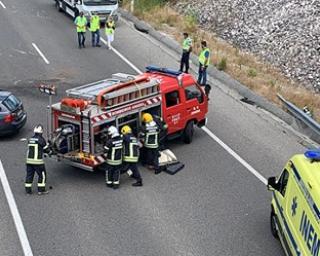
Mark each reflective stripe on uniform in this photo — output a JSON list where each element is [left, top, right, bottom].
[[145, 132, 159, 148], [37, 171, 46, 187], [26, 143, 44, 165], [25, 183, 32, 188]]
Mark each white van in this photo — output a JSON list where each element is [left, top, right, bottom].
[[55, 0, 119, 23]]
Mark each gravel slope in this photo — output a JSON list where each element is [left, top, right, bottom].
[[173, 0, 320, 91]]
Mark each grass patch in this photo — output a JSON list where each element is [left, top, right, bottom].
[[121, 1, 320, 122], [217, 58, 227, 71]]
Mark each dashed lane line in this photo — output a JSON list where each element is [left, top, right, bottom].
[[32, 43, 50, 65], [102, 36, 267, 185], [0, 1, 6, 9], [0, 160, 34, 256]]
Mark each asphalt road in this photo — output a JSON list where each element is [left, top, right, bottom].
[[0, 0, 310, 255]]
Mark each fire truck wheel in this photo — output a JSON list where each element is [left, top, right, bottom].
[[183, 121, 194, 144]]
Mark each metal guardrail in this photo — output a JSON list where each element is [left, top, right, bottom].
[[277, 94, 320, 138]]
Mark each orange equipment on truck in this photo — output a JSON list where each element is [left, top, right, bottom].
[[48, 66, 208, 171]]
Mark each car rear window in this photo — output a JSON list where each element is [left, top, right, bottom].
[[3, 95, 20, 111]]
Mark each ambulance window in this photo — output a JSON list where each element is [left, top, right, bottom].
[[165, 91, 180, 107], [278, 169, 289, 197], [185, 85, 204, 103]]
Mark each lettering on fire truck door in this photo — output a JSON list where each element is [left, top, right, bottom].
[[164, 90, 186, 133]]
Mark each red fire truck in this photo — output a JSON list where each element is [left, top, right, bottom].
[[49, 66, 208, 171]]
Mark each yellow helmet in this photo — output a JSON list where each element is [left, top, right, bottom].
[[121, 125, 132, 135], [142, 113, 153, 123]]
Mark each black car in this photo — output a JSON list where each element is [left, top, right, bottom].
[[0, 91, 27, 136]]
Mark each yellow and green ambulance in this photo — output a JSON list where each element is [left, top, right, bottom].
[[267, 149, 320, 256]]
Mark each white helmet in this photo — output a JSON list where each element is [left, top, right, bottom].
[[34, 124, 43, 134], [107, 125, 119, 138]]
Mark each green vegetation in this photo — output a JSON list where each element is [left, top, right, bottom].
[[247, 68, 257, 77], [217, 58, 227, 71]]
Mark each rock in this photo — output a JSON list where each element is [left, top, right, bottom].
[[171, 0, 320, 91]]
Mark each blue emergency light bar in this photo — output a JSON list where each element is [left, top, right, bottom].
[[146, 66, 183, 77], [305, 149, 320, 161]]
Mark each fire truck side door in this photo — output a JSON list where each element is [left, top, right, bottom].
[[183, 84, 205, 121], [163, 89, 186, 134]]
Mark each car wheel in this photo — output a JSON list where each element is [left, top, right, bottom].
[[270, 211, 279, 239], [55, 1, 62, 12], [183, 121, 194, 144]]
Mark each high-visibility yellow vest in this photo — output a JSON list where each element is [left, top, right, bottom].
[[182, 37, 192, 51], [105, 21, 115, 35], [90, 15, 100, 32], [75, 16, 87, 33], [199, 48, 210, 66]]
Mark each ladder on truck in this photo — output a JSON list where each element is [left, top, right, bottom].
[[81, 115, 91, 153], [65, 73, 160, 110]]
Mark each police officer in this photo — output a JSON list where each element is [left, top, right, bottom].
[[25, 125, 50, 195], [197, 40, 211, 86], [179, 32, 192, 73], [140, 113, 161, 175], [89, 12, 101, 47], [74, 12, 88, 49], [121, 125, 143, 187], [104, 126, 123, 189]]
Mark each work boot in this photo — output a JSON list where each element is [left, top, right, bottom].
[[96, 44, 101, 47], [155, 169, 162, 175], [38, 191, 49, 195], [106, 183, 113, 188], [132, 180, 143, 187], [113, 184, 119, 190]]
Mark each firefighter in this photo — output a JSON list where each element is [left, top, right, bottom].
[[25, 124, 50, 195], [152, 114, 168, 150], [121, 125, 143, 187], [140, 113, 161, 175], [104, 126, 123, 189]]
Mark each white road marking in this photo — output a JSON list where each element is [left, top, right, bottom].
[[0, 1, 6, 9], [202, 127, 267, 184], [105, 39, 268, 185], [31, 43, 50, 65], [100, 38, 142, 75], [0, 160, 34, 256]]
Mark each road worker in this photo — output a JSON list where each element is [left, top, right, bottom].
[[140, 113, 161, 175], [74, 12, 88, 49], [104, 126, 123, 189], [25, 125, 50, 195], [89, 12, 101, 47], [121, 125, 143, 187], [179, 32, 192, 73], [105, 16, 115, 49], [197, 40, 211, 86]]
